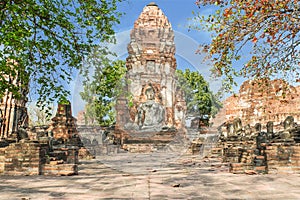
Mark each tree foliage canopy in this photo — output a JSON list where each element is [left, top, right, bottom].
[[0, 0, 122, 109], [193, 0, 300, 90], [80, 58, 126, 126], [176, 69, 222, 119]]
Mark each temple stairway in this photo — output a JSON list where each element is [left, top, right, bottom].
[[121, 130, 187, 153]]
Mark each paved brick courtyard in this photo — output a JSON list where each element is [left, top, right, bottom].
[[1, 152, 300, 200]]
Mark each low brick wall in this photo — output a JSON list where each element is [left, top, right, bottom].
[[212, 140, 256, 163], [265, 143, 300, 174], [2, 141, 47, 176], [42, 163, 78, 176], [228, 142, 300, 174], [0, 141, 79, 176], [122, 143, 156, 153], [230, 163, 267, 174]]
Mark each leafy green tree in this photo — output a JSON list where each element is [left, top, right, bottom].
[[80, 59, 126, 126], [0, 0, 122, 110], [193, 0, 300, 90], [176, 69, 222, 120]]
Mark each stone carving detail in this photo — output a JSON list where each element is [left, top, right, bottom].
[[222, 118, 244, 140], [135, 84, 165, 129], [226, 123, 234, 137], [254, 123, 261, 134], [283, 116, 295, 130], [219, 116, 300, 143], [233, 118, 242, 135], [278, 116, 297, 139]]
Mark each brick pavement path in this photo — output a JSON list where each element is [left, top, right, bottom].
[[0, 152, 300, 200]]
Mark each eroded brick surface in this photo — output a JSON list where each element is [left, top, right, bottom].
[[224, 79, 300, 128]]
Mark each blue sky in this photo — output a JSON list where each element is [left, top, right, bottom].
[[115, 0, 205, 37]]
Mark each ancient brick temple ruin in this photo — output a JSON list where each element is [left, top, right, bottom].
[[115, 2, 186, 152], [211, 79, 300, 174], [225, 79, 300, 129], [0, 96, 89, 175], [0, 60, 28, 141]]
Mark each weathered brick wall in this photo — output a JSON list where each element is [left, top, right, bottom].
[[211, 139, 259, 174], [2, 141, 47, 175], [227, 142, 300, 174], [222, 141, 256, 163], [42, 164, 78, 176], [0, 141, 79, 176], [224, 79, 300, 128], [265, 143, 300, 174], [213, 118, 300, 174], [41, 147, 78, 176], [49, 103, 78, 141]]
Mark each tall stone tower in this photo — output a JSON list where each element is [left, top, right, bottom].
[[116, 2, 186, 133]]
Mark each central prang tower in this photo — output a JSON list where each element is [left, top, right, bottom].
[[116, 2, 186, 134]]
